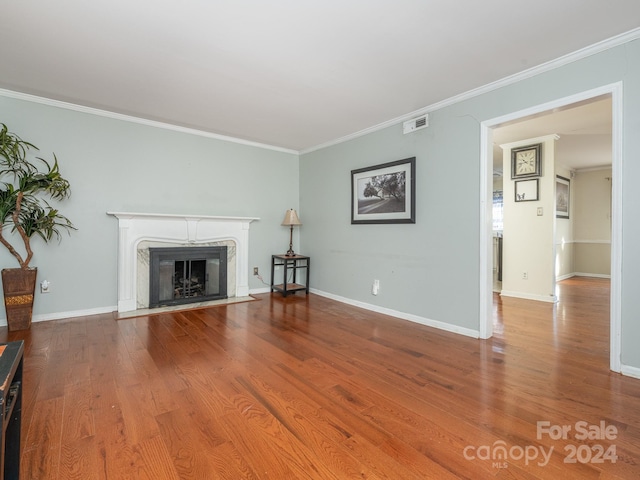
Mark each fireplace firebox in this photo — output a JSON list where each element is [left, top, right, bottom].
[[149, 246, 227, 308]]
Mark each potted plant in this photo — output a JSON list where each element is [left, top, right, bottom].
[[0, 123, 75, 330]]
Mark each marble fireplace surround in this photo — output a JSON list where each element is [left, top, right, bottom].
[[108, 212, 259, 313]]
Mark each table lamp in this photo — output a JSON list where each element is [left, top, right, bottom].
[[281, 209, 302, 256]]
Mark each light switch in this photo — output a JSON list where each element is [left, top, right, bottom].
[[537, 207, 543, 216]]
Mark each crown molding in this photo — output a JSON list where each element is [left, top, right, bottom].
[[575, 164, 613, 173], [300, 27, 640, 155], [0, 88, 299, 155]]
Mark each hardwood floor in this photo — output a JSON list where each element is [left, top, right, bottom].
[[2, 276, 639, 479]]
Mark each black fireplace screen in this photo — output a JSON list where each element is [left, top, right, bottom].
[[149, 246, 227, 308]]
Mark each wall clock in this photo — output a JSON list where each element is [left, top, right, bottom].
[[511, 143, 542, 179]]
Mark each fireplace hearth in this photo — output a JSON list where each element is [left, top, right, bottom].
[[149, 246, 227, 308]]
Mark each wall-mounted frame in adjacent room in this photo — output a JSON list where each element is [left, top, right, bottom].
[[556, 175, 570, 218], [515, 178, 539, 202]]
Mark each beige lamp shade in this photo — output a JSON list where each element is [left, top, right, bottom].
[[281, 209, 302, 226]]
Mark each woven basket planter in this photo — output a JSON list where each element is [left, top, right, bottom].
[[2, 268, 37, 331]]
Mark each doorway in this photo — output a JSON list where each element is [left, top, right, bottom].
[[479, 83, 622, 372]]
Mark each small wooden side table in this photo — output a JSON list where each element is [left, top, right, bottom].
[[271, 254, 310, 297], [0, 340, 23, 480]]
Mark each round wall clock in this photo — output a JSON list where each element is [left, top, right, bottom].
[[511, 143, 542, 179]]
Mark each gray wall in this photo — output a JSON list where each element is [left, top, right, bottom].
[[0, 96, 298, 320], [300, 38, 640, 370], [300, 117, 480, 333]]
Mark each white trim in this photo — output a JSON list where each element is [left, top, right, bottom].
[[609, 82, 623, 373], [575, 165, 613, 173], [621, 364, 640, 380], [0, 88, 298, 155], [249, 287, 271, 295], [554, 240, 611, 245], [556, 273, 575, 282], [479, 123, 493, 339], [480, 82, 623, 374], [500, 291, 558, 303], [556, 273, 612, 281], [572, 240, 611, 244], [0, 305, 116, 326], [481, 84, 620, 134], [574, 272, 611, 279], [107, 212, 259, 223], [310, 288, 480, 339], [301, 28, 640, 154]]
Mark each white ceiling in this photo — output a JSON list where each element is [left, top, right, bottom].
[[2, 1, 639, 152]]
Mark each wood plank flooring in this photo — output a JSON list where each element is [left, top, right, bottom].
[[3, 276, 640, 479]]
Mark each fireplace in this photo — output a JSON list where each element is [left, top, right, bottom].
[[149, 246, 227, 308], [107, 212, 259, 313]]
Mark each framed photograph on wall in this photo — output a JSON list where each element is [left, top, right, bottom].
[[556, 175, 570, 218], [351, 157, 416, 224], [514, 178, 539, 202]]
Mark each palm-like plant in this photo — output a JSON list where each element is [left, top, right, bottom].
[[0, 123, 75, 269]]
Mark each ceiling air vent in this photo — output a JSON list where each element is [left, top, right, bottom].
[[403, 114, 429, 134]]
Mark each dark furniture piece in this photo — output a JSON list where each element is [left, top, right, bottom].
[[0, 340, 23, 480], [271, 254, 310, 297]]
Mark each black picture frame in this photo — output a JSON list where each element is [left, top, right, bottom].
[[556, 175, 570, 218], [351, 157, 416, 224], [511, 143, 542, 179], [514, 178, 539, 202]]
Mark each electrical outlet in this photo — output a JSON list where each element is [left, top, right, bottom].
[[522, 272, 528, 280], [253, 267, 259, 276], [372, 279, 380, 295], [40, 280, 50, 293]]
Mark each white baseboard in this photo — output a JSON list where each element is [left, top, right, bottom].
[[574, 272, 611, 279], [0, 305, 117, 327], [310, 288, 480, 339], [556, 273, 611, 282], [555, 273, 575, 281], [0, 290, 275, 326], [500, 290, 558, 303], [249, 287, 271, 295], [621, 364, 640, 380]]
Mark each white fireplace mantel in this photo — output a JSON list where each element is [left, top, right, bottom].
[[108, 212, 259, 313]]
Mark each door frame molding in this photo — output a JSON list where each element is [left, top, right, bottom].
[[479, 82, 622, 373]]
